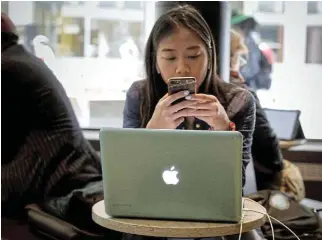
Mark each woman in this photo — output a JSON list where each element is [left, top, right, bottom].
[[230, 29, 284, 191], [122, 7, 265, 240], [122, 6, 268, 240], [124, 4, 255, 187], [230, 29, 248, 84]]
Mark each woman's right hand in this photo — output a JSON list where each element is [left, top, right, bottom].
[[146, 91, 195, 129]]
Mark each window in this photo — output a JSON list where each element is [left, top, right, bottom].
[[98, 1, 117, 8], [124, 1, 144, 10], [5, 1, 152, 128], [63, 1, 84, 6], [256, 1, 285, 13], [258, 25, 284, 63], [306, 26, 322, 64], [229, 1, 244, 12], [244, 1, 322, 139], [58, 17, 85, 57], [1, 1, 9, 14], [98, 1, 143, 10], [307, 1, 322, 14], [5, 1, 322, 139]]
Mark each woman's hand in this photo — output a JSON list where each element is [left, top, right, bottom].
[[186, 94, 230, 130], [146, 91, 196, 129]]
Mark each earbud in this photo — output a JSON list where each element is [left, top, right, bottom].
[[156, 65, 161, 74]]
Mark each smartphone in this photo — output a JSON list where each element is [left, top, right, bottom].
[[167, 77, 196, 105]]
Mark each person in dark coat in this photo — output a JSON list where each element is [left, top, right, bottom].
[[229, 29, 284, 191], [1, 12, 121, 240], [1, 12, 101, 218], [122, 5, 266, 240]]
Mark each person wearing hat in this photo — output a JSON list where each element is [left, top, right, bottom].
[[231, 11, 273, 91]]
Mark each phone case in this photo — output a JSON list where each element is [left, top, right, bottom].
[[168, 77, 196, 105], [167, 77, 196, 95]]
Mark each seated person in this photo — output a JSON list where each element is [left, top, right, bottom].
[[123, 5, 264, 240], [2, 12, 121, 240], [229, 29, 284, 191], [124, 4, 255, 189]]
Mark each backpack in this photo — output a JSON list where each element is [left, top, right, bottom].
[[255, 46, 273, 90], [280, 160, 306, 202], [246, 190, 322, 240]]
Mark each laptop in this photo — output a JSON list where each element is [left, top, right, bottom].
[[99, 128, 243, 223], [263, 108, 306, 141]]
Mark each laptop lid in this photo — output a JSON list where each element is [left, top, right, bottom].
[[263, 108, 305, 141], [99, 128, 243, 223]]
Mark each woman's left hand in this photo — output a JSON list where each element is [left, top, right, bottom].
[[186, 94, 230, 130]]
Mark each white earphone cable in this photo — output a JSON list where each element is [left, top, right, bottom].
[[238, 198, 246, 240]]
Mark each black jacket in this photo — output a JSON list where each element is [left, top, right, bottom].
[[1, 44, 102, 218], [123, 80, 256, 188], [248, 88, 284, 189], [231, 75, 284, 189]]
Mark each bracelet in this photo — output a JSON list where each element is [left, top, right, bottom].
[[228, 121, 236, 131]]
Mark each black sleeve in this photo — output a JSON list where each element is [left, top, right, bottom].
[[3, 56, 82, 130], [250, 89, 284, 174], [1, 58, 102, 215], [230, 92, 256, 187]]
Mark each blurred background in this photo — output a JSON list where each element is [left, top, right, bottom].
[[2, 1, 322, 140]]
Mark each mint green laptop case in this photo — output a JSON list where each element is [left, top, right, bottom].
[[100, 128, 243, 223]]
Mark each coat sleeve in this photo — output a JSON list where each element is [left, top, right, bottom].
[[229, 90, 256, 188], [251, 90, 284, 171], [1, 58, 102, 217], [249, 89, 284, 189]]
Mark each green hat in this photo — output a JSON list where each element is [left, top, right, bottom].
[[231, 10, 254, 25]]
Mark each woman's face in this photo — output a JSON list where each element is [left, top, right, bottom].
[[156, 25, 209, 89]]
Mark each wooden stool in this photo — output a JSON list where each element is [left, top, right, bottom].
[[92, 198, 266, 238]]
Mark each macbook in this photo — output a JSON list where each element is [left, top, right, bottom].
[[99, 128, 243, 223]]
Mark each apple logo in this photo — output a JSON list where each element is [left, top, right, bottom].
[[162, 166, 179, 185]]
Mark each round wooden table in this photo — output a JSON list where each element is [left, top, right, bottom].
[[92, 198, 267, 238]]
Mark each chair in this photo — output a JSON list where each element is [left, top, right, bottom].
[[244, 157, 258, 196]]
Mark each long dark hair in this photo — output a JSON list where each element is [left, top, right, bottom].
[[141, 4, 225, 127]]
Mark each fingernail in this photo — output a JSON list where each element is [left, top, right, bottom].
[[184, 90, 189, 96], [185, 95, 192, 100]]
